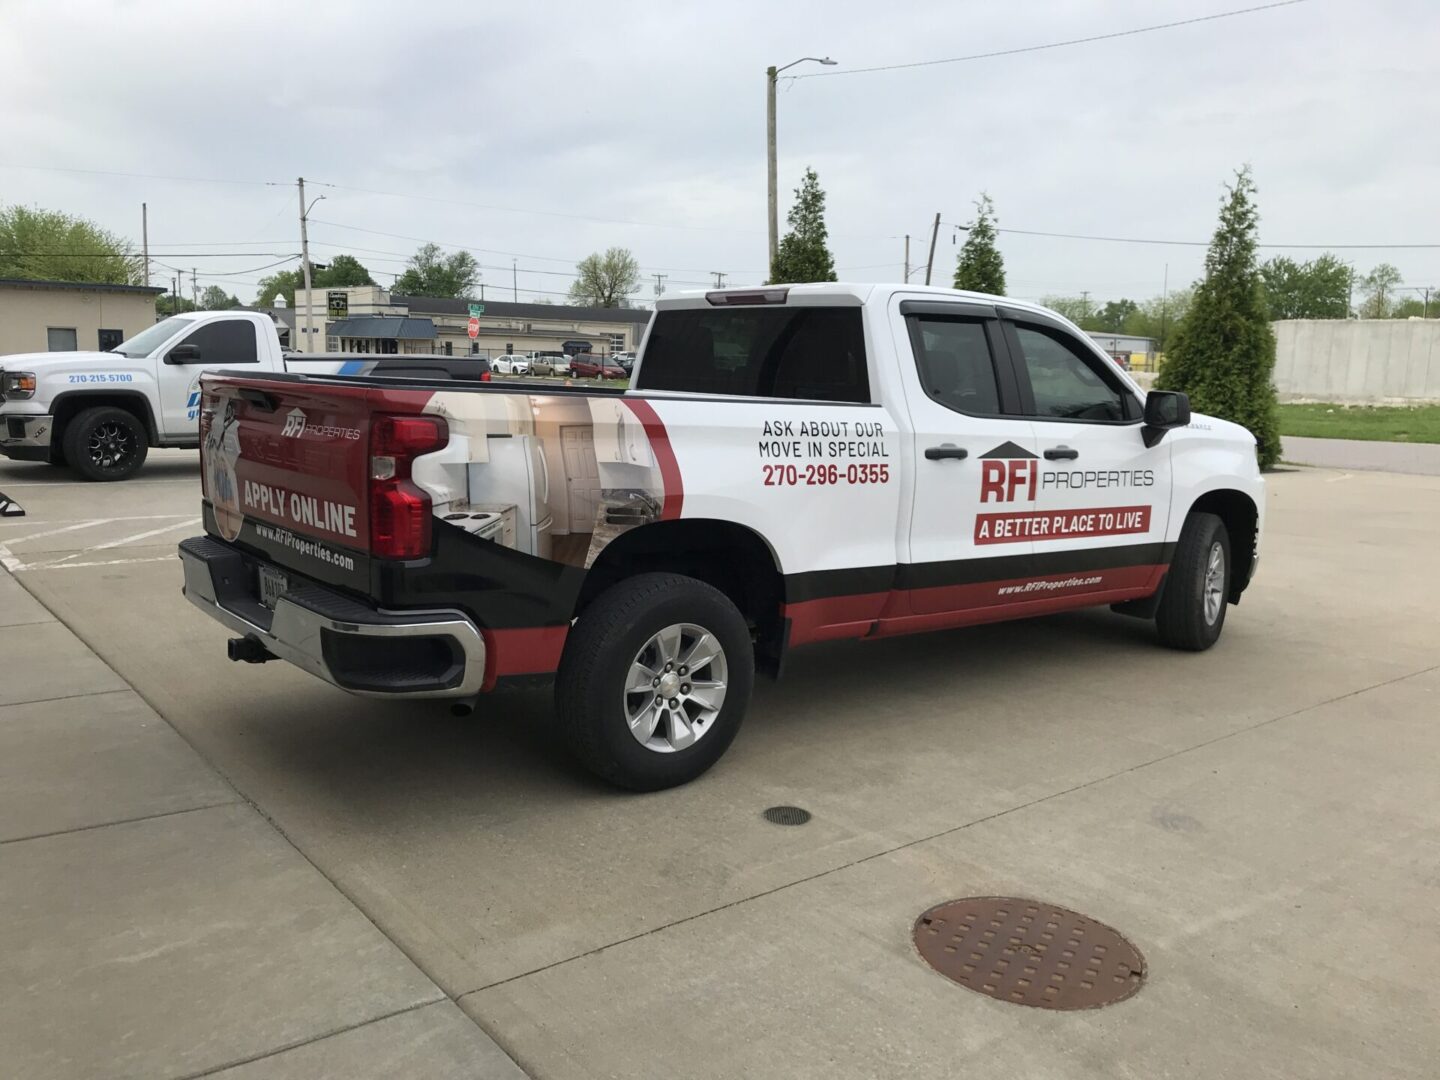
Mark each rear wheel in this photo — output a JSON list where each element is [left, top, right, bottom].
[[63, 406, 149, 482], [556, 573, 754, 790], [1155, 512, 1230, 651]]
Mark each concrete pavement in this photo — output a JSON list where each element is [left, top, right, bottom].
[[3, 450, 1438, 1078], [0, 559, 525, 1079]]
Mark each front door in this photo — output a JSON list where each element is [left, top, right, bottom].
[[159, 318, 261, 438], [1001, 314, 1173, 600], [893, 298, 1040, 616]]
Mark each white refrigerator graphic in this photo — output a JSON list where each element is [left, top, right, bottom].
[[471, 435, 553, 558]]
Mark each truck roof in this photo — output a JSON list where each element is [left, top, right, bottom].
[[655, 282, 1060, 322]]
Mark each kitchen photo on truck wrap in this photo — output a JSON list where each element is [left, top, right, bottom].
[[179, 284, 1264, 790]]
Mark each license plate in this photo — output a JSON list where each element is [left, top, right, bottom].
[[258, 565, 289, 609]]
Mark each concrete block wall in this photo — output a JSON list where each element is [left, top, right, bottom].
[[1273, 319, 1440, 403]]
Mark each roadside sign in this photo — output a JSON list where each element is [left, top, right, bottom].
[[467, 317, 480, 340], [468, 303, 484, 317], [326, 291, 348, 318]]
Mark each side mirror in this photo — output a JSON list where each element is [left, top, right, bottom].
[[1142, 391, 1190, 447], [166, 343, 202, 364]]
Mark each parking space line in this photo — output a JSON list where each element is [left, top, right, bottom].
[[0, 514, 197, 529], [88, 517, 203, 551], [29, 517, 202, 571], [12, 554, 178, 572], [2, 519, 114, 546]]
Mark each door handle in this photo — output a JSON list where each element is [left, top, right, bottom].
[[924, 445, 968, 461], [1044, 446, 1079, 460]]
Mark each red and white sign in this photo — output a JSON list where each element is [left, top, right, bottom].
[[974, 505, 1152, 545], [467, 317, 480, 340]]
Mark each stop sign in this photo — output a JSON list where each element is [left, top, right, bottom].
[[467, 317, 480, 339]]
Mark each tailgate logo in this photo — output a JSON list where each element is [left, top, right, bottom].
[[281, 408, 307, 438]]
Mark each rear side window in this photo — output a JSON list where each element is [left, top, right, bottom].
[[907, 316, 1001, 415], [173, 320, 259, 365], [637, 308, 868, 402]]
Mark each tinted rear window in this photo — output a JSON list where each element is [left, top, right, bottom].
[[637, 307, 868, 402]]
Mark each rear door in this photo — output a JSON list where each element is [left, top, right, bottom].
[[201, 376, 375, 592], [1000, 312, 1173, 594], [160, 318, 262, 437], [893, 299, 1039, 614]]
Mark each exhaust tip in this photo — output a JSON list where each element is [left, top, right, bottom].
[[449, 700, 476, 718]]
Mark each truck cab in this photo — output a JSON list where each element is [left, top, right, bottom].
[[0, 311, 288, 480]]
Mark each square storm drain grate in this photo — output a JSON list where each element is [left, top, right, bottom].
[[914, 897, 1145, 1009]]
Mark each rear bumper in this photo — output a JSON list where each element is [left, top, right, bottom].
[[179, 535, 486, 698]]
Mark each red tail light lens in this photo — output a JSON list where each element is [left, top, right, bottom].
[[369, 414, 448, 559]]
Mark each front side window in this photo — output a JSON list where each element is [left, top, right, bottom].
[[638, 307, 868, 402], [174, 320, 259, 364], [1012, 324, 1126, 421], [908, 316, 1001, 415]]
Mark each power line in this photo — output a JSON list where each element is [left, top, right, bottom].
[[795, 1, 1310, 79], [3, 250, 298, 258], [966, 225, 1440, 250], [0, 162, 284, 186]]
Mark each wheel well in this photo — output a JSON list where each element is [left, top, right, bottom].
[[51, 392, 158, 448], [1188, 489, 1258, 602], [576, 519, 786, 672]]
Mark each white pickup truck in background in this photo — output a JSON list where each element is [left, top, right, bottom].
[[0, 312, 492, 480]]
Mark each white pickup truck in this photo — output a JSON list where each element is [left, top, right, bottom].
[[179, 283, 1265, 790], [0, 311, 491, 481]]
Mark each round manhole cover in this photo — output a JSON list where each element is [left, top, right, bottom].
[[762, 805, 811, 826], [913, 897, 1145, 1010]]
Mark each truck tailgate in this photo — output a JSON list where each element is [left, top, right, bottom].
[[200, 375, 407, 590]]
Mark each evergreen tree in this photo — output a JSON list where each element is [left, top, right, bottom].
[[770, 168, 837, 284], [1157, 167, 1281, 468], [952, 193, 1005, 294]]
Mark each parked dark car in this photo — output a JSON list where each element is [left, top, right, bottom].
[[570, 353, 626, 379]]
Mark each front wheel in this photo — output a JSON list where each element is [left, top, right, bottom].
[[556, 573, 754, 790], [63, 406, 150, 482], [1155, 512, 1230, 651]]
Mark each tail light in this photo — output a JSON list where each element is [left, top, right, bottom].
[[480, 370, 492, 382], [369, 414, 449, 559]]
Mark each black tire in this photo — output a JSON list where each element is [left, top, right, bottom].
[[1155, 512, 1230, 651], [556, 572, 754, 791], [63, 406, 149, 482]]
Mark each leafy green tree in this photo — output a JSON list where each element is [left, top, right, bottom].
[[198, 285, 240, 310], [1260, 253, 1351, 319], [1040, 296, 1092, 325], [1096, 298, 1138, 331], [952, 193, 1005, 294], [770, 167, 837, 284], [393, 243, 479, 299], [1358, 263, 1403, 318], [0, 204, 141, 284], [1390, 295, 1433, 319], [255, 254, 377, 306], [155, 293, 197, 317], [1157, 167, 1280, 468], [567, 247, 641, 307]]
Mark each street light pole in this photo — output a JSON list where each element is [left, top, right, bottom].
[[766, 56, 836, 278]]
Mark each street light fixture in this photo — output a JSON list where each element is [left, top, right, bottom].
[[767, 56, 837, 278]]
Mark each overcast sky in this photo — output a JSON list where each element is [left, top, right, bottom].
[[2, 0, 1436, 307]]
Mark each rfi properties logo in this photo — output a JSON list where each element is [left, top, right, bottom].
[[281, 408, 307, 438]]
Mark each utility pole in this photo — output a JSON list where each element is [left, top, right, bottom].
[[192, 268, 199, 307], [903, 235, 910, 284], [712, 272, 727, 288], [923, 212, 940, 286], [766, 65, 778, 277], [1080, 290, 1091, 322], [512, 258, 517, 302], [171, 275, 178, 314], [1424, 286, 1433, 319], [141, 203, 149, 288], [653, 273, 667, 298], [1159, 264, 1169, 356], [297, 177, 317, 354]]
